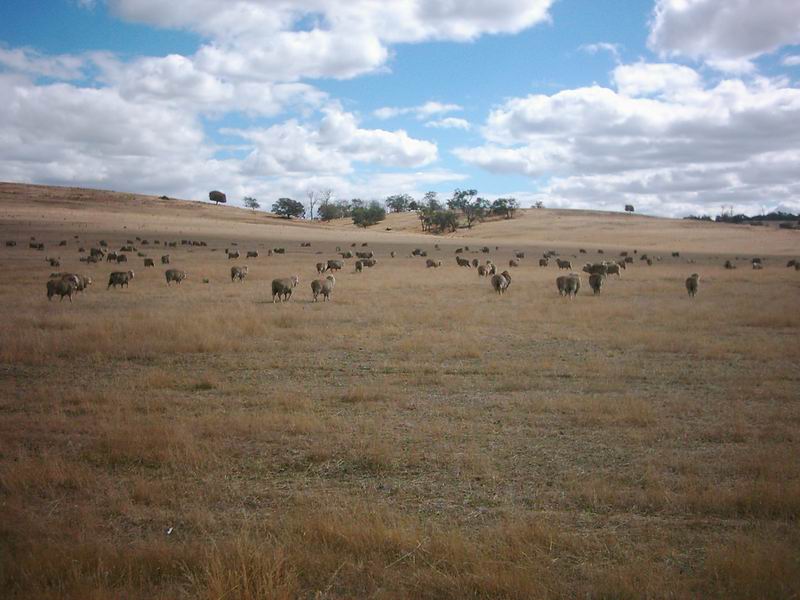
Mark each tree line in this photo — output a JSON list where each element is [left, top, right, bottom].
[[209, 188, 522, 232]]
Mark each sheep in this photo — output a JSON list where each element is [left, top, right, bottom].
[[106, 252, 118, 262], [514, 251, 525, 259], [46, 278, 76, 302], [6, 241, 16, 247], [46, 257, 61, 267], [672, 252, 680, 257], [116, 254, 128, 263], [52, 273, 92, 293], [752, 262, 763, 270], [488, 263, 497, 275], [246, 250, 259, 258], [355, 260, 363, 272], [582, 263, 607, 275], [685, 273, 700, 297], [228, 250, 240, 259], [477, 265, 488, 277], [327, 259, 344, 272], [589, 273, 605, 295], [556, 275, 568, 296], [786, 259, 797, 268], [144, 258, 155, 267], [316, 262, 328, 274], [161, 255, 170, 264], [564, 274, 581, 298], [539, 258, 549, 267], [271, 277, 297, 302], [362, 258, 377, 268], [356, 251, 374, 259], [579, 248, 587, 254], [556, 259, 572, 270], [107, 270, 135, 289], [491, 270, 511, 295], [137, 252, 147, 257], [456, 256, 471, 267], [273, 248, 286, 254], [340, 251, 353, 259], [301, 242, 311, 247], [646, 259, 653, 266], [390, 251, 396, 258], [311, 275, 336, 301], [231, 265, 248, 282], [606, 263, 621, 277], [509, 259, 519, 267], [624, 256, 634, 264], [471, 258, 479, 267], [426, 259, 442, 268], [165, 269, 187, 285]]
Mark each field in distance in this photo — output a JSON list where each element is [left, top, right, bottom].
[[1, 182, 799, 599]]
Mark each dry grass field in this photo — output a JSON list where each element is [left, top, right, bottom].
[[1, 182, 799, 599]]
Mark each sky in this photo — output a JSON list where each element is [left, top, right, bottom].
[[0, 0, 799, 217]]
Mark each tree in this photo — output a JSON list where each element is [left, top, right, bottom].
[[243, 196, 260, 211], [306, 190, 317, 220], [534, 200, 545, 209], [625, 204, 635, 213], [430, 209, 460, 233], [318, 202, 340, 221], [351, 201, 386, 228], [385, 193, 413, 213], [491, 197, 519, 219], [449, 188, 486, 228], [272, 197, 305, 219], [317, 189, 334, 220], [209, 190, 227, 205], [408, 200, 419, 211]]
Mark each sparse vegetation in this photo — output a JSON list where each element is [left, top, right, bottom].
[[1, 182, 799, 599]]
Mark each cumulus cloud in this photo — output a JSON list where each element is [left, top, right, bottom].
[[648, 0, 800, 70], [228, 105, 438, 177], [0, 47, 87, 80], [374, 102, 462, 120], [783, 55, 800, 67], [456, 62, 800, 215], [425, 117, 471, 130], [579, 42, 621, 62]]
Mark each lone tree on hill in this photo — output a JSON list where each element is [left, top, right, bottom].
[[272, 197, 305, 219], [385, 193, 413, 213], [351, 201, 386, 228], [209, 190, 227, 205], [243, 196, 260, 211], [625, 204, 635, 213]]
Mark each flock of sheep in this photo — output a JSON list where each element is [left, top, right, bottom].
[[9, 233, 794, 305]]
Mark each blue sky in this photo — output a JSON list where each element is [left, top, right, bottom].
[[0, 0, 799, 216]]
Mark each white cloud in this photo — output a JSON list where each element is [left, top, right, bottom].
[[228, 105, 438, 177], [456, 62, 800, 215], [579, 42, 621, 62], [0, 47, 86, 80], [374, 101, 462, 120], [648, 0, 800, 69], [783, 55, 800, 66], [425, 117, 471, 130]]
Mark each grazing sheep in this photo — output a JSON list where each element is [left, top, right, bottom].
[[672, 252, 680, 257], [390, 251, 396, 258], [46, 257, 60, 267], [752, 262, 763, 270], [786, 259, 796, 268], [136, 252, 147, 258], [228, 250, 240, 259], [539, 258, 549, 267], [273, 248, 286, 254], [355, 260, 363, 272], [456, 256, 471, 267], [46, 278, 76, 302], [246, 250, 259, 258], [327, 259, 344, 272], [472, 258, 479, 267], [606, 263, 621, 277], [356, 251, 374, 259], [597, 249, 604, 254], [362, 258, 377, 268], [6, 241, 16, 247], [579, 248, 587, 254], [481, 246, 490, 253], [340, 251, 353, 259], [455, 247, 464, 254], [144, 258, 155, 267], [311, 275, 336, 301], [165, 269, 187, 285], [106, 252, 118, 262], [646, 259, 653, 266], [556, 276, 568, 296], [116, 254, 128, 263], [564, 274, 581, 298], [724, 260, 735, 269], [301, 242, 311, 247], [426, 259, 442, 268], [624, 256, 634, 264], [582, 263, 607, 275], [685, 273, 700, 297], [556, 258, 572, 270], [509, 259, 519, 267], [271, 278, 297, 302], [514, 251, 525, 259], [231, 265, 248, 282], [477, 265, 488, 277], [588, 273, 605, 295], [121, 245, 134, 252], [161, 255, 170, 264], [488, 263, 497, 275], [316, 262, 328, 274], [107, 270, 135, 289], [491, 270, 512, 295], [90, 247, 104, 259]]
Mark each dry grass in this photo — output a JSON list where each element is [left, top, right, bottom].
[[1, 183, 799, 598]]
